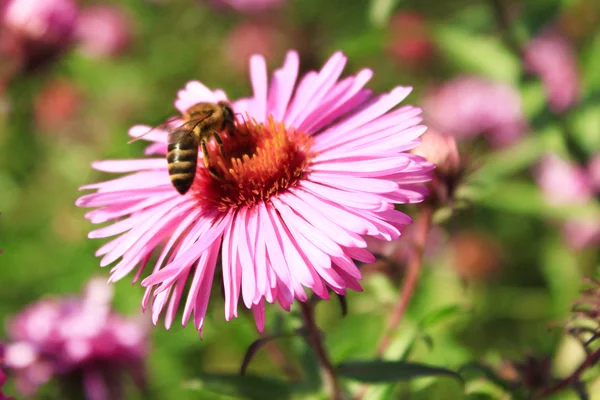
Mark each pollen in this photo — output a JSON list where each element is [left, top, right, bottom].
[[192, 115, 315, 211]]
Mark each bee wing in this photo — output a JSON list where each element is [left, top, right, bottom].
[[127, 117, 180, 144]]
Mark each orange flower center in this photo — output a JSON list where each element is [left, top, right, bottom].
[[192, 116, 315, 211]]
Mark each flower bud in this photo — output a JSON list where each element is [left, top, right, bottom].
[[412, 130, 460, 178]]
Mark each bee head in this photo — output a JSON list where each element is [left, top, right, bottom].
[[219, 101, 235, 128]]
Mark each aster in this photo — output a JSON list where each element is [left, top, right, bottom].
[[423, 75, 527, 147], [534, 153, 593, 206], [1, 0, 78, 70], [3, 279, 147, 400], [77, 50, 434, 334], [524, 30, 580, 114]]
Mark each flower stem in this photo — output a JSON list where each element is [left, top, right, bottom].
[[299, 301, 344, 400], [488, 0, 523, 57], [376, 204, 433, 357], [536, 347, 600, 398]]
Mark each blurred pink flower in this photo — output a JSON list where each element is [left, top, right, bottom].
[[209, 0, 285, 13], [1, 0, 77, 43], [589, 154, 600, 192], [423, 76, 527, 147], [524, 31, 580, 114], [0, 0, 77, 69], [387, 12, 434, 68], [3, 278, 147, 400], [534, 153, 593, 205], [75, 5, 132, 59], [35, 78, 82, 132], [224, 21, 286, 74], [562, 218, 600, 251], [77, 50, 433, 335]]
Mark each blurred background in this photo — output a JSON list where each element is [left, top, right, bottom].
[[0, 0, 599, 399]]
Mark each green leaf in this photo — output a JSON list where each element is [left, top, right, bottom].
[[184, 374, 293, 400], [570, 101, 600, 155], [459, 363, 511, 389], [541, 234, 582, 316], [583, 32, 600, 90], [369, 0, 400, 27], [463, 180, 600, 221], [468, 136, 550, 182], [240, 329, 304, 376], [337, 360, 464, 385], [432, 26, 520, 83], [418, 304, 467, 330]]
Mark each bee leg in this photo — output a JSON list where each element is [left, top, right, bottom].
[[211, 131, 227, 160], [208, 166, 228, 184], [200, 139, 211, 168]]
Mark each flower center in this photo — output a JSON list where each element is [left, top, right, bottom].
[[191, 116, 315, 211]]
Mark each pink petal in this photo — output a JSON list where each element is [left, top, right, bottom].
[[91, 158, 166, 173], [286, 52, 347, 128], [250, 54, 268, 122], [315, 86, 413, 148], [236, 208, 257, 309], [309, 173, 398, 194], [252, 299, 266, 333], [267, 51, 299, 122]]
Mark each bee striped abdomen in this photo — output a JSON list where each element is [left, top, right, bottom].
[[167, 130, 198, 195]]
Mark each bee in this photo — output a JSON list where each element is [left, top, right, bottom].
[[132, 101, 235, 195], [167, 101, 235, 195]]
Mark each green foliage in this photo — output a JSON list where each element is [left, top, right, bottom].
[[337, 360, 463, 384]]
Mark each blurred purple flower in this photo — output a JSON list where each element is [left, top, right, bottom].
[[76, 50, 433, 335], [524, 31, 580, 114], [1, 0, 77, 43], [562, 218, 600, 251], [75, 5, 132, 59], [3, 278, 147, 400], [209, 0, 285, 13], [423, 76, 527, 147], [1, 344, 14, 400], [534, 153, 593, 205]]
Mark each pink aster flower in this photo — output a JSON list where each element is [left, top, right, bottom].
[[423, 76, 527, 147], [534, 153, 593, 205], [76, 50, 433, 334], [3, 278, 147, 400], [524, 30, 580, 114]]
